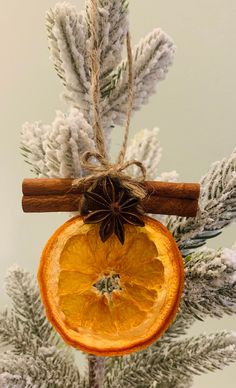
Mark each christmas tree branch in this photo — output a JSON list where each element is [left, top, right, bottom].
[[125, 128, 162, 179], [46, 3, 91, 116], [126, 128, 178, 182], [4, 266, 58, 348], [0, 267, 83, 387], [167, 148, 236, 255], [85, 0, 129, 85], [155, 306, 195, 346], [159, 244, 236, 345], [104, 332, 236, 387], [183, 246, 236, 319], [101, 29, 176, 127], [88, 355, 105, 388], [0, 350, 85, 388], [21, 109, 95, 178], [46, 2, 175, 133], [125, 127, 179, 223]]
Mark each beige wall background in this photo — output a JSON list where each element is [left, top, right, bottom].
[[0, 0, 235, 387]]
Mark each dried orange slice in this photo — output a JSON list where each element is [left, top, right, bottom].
[[38, 215, 184, 356]]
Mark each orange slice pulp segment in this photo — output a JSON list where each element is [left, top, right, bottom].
[[38, 215, 184, 356]]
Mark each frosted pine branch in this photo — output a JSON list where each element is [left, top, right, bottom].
[[0, 310, 49, 357], [148, 376, 194, 388], [47, 1, 129, 123], [85, 0, 129, 138], [102, 29, 176, 127], [155, 307, 194, 346], [42, 110, 95, 177], [21, 121, 51, 176], [2, 266, 59, 352], [0, 350, 84, 388], [126, 128, 178, 181], [21, 109, 95, 178], [86, 0, 129, 87], [183, 246, 236, 320], [105, 332, 236, 387], [154, 332, 236, 385], [126, 127, 178, 224], [163, 378, 193, 388], [126, 128, 162, 179], [46, 2, 175, 134], [150, 245, 236, 346], [158, 171, 179, 182], [88, 355, 105, 388], [167, 148, 236, 255], [156, 332, 236, 383], [0, 267, 83, 387], [46, 3, 92, 116]]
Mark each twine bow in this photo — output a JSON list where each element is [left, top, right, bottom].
[[73, 0, 147, 200], [73, 151, 147, 199]]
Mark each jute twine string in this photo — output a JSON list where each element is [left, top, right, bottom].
[[73, 0, 147, 199], [89, 0, 108, 160]]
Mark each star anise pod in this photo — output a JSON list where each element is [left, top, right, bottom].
[[80, 176, 145, 244]]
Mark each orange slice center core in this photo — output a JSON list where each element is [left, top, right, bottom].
[[93, 273, 122, 295]]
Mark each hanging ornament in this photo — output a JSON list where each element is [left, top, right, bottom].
[[21, 1, 200, 356]]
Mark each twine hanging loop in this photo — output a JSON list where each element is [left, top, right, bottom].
[[73, 0, 147, 200]]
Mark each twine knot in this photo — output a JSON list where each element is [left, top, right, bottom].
[[73, 151, 147, 200]]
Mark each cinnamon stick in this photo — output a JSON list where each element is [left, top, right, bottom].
[[144, 181, 200, 200], [22, 178, 78, 196], [22, 178, 200, 217], [22, 179, 200, 200], [22, 195, 81, 213], [141, 196, 198, 217], [22, 194, 199, 217]]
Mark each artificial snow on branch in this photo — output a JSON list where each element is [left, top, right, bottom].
[[125, 128, 162, 179], [46, 2, 175, 132], [0, 267, 83, 388], [126, 128, 178, 181], [21, 121, 51, 177], [101, 28, 176, 127], [0, 350, 86, 388], [47, 1, 129, 122], [2, 267, 58, 352], [165, 244, 236, 340], [155, 306, 195, 346], [104, 332, 236, 388], [183, 246, 236, 319], [86, 0, 129, 86], [46, 3, 92, 115], [125, 127, 178, 224], [148, 244, 236, 347], [21, 109, 95, 178], [167, 148, 236, 256]]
